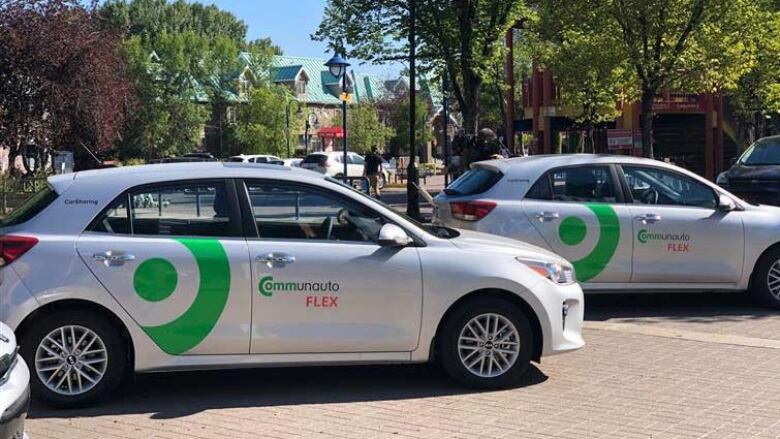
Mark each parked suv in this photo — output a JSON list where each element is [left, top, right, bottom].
[[717, 135, 780, 206]]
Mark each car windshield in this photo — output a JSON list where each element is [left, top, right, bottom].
[[739, 139, 780, 166], [325, 177, 459, 239], [443, 167, 503, 196]]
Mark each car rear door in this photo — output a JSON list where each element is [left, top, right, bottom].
[[77, 179, 252, 355], [520, 165, 633, 284], [620, 165, 745, 284], [240, 179, 423, 354]]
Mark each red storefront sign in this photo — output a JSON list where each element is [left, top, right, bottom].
[[318, 127, 344, 139]]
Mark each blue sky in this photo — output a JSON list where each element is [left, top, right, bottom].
[[193, 0, 402, 77]]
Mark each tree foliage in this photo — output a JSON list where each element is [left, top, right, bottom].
[[348, 104, 395, 153], [385, 92, 432, 156], [539, 0, 759, 157], [234, 86, 301, 158], [314, 0, 528, 135], [0, 0, 134, 172]]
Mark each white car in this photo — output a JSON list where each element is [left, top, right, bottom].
[[228, 154, 284, 165], [0, 162, 583, 406], [0, 323, 29, 439], [434, 154, 780, 307], [282, 158, 302, 168], [300, 152, 390, 188]]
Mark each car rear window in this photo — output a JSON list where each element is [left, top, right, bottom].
[[444, 167, 503, 196], [302, 154, 327, 164], [0, 185, 58, 227]]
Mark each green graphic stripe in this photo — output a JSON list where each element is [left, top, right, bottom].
[[568, 204, 620, 282], [140, 239, 231, 355]]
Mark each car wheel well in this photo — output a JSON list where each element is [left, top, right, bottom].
[[750, 243, 780, 290], [431, 289, 543, 363], [16, 299, 135, 370]]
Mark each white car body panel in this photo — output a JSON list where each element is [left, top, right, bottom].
[[434, 154, 778, 293], [0, 162, 583, 374]]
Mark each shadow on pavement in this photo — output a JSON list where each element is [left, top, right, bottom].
[[585, 292, 778, 323], [30, 363, 547, 420]]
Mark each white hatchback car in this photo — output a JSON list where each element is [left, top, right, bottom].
[[434, 154, 780, 307], [300, 152, 390, 188], [0, 162, 583, 406]]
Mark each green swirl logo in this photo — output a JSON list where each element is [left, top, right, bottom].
[[638, 229, 648, 244], [132, 239, 231, 355], [557, 204, 620, 282]]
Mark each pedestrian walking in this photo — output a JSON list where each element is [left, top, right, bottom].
[[363, 147, 384, 199]]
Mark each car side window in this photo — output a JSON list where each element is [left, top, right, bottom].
[[527, 166, 617, 203], [245, 181, 385, 243], [349, 154, 364, 165], [88, 181, 240, 237], [622, 166, 717, 209]]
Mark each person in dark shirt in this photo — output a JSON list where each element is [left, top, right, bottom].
[[363, 147, 384, 198]]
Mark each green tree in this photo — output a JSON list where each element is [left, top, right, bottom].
[[102, 0, 260, 159], [313, 0, 528, 135], [534, 4, 634, 152], [234, 86, 301, 157], [541, 0, 759, 158], [387, 94, 432, 157], [348, 104, 395, 153]]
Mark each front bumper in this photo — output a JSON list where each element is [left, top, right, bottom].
[[535, 281, 585, 357], [0, 356, 29, 439]]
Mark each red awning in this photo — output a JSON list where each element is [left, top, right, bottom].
[[318, 127, 344, 139]]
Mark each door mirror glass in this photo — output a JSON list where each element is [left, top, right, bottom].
[[718, 194, 737, 211], [378, 224, 412, 247]]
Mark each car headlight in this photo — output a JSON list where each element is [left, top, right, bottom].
[[516, 258, 576, 285], [716, 172, 728, 186]]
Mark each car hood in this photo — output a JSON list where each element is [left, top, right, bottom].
[[448, 229, 567, 263], [725, 164, 780, 181], [0, 322, 17, 358]]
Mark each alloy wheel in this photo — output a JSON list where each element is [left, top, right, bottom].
[[767, 260, 780, 300], [457, 313, 520, 378], [34, 325, 108, 396]]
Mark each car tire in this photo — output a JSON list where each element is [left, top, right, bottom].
[[439, 296, 534, 389], [750, 247, 780, 309], [20, 309, 127, 407]]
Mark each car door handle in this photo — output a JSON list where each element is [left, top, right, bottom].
[[534, 211, 560, 222], [635, 214, 662, 224], [256, 253, 296, 267], [92, 251, 135, 267]]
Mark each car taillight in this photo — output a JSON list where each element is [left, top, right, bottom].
[[0, 235, 38, 266], [450, 201, 497, 221]]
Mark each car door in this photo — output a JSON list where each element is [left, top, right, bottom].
[[348, 153, 365, 177], [521, 165, 633, 284], [77, 179, 252, 355], [620, 165, 745, 284], [241, 179, 423, 354]]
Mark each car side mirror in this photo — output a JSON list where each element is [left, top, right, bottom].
[[378, 224, 413, 247], [718, 194, 737, 212]]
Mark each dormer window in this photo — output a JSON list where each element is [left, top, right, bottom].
[[295, 78, 308, 95]]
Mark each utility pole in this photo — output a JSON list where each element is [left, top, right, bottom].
[[342, 73, 348, 179], [406, 0, 420, 219]]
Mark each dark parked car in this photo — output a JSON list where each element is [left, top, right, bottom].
[[717, 136, 780, 206]]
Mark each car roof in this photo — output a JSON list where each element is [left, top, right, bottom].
[[48, 162, 325, 195], [477, 154, 697, 179]]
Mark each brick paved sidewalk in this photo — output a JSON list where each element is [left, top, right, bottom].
[[27, 317, 780, 439]]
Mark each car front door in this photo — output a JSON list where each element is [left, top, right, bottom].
[[620, 165, 745, 284], [242, 179, 423, 354], [521, 165, 633, 284], [77, 179, 252, 355]]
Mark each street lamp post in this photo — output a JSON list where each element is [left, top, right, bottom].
[[325, 54, 351, 180], [443, 75, 450, 187]]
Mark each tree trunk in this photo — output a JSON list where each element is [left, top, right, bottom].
[[586, 121, 595, 154], [640, 87, 655, 159]]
